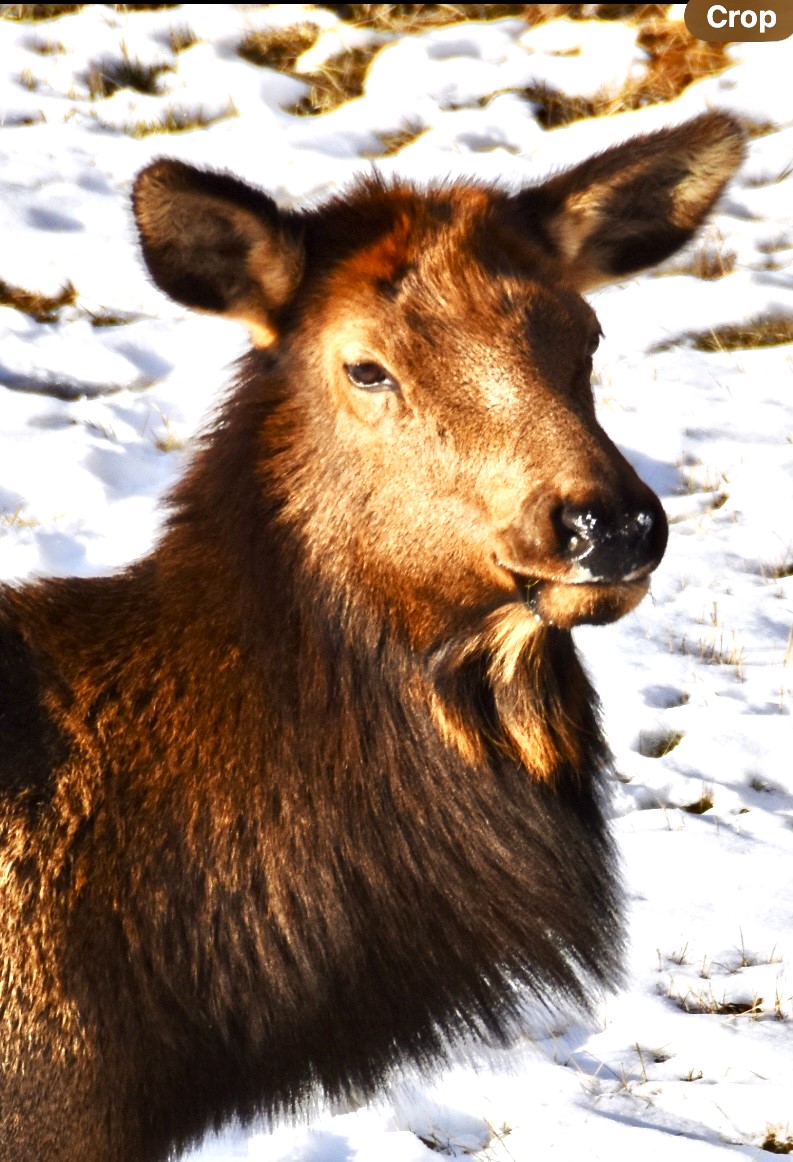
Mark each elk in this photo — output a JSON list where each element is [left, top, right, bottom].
[[0, 112, 743, 1161]]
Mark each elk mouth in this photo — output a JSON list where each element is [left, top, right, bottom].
[[498, 562, 651, 629]]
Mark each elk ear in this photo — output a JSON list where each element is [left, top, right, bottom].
[[518, 112, 746, 292], [133, 160, 304, 346]]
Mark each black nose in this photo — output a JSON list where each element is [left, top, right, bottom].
[[555, 501, 667, 582]]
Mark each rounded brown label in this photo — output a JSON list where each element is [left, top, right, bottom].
[[685, 0, 793, 41]]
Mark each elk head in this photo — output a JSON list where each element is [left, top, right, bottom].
[[133, 114, 744, 650]]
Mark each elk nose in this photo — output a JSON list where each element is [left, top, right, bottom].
[[555, 501, 667, 582]]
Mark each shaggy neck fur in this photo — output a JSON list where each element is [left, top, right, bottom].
[[0, 355, 622, 1159]]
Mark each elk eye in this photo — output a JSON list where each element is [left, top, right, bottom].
[[344, 362, 396, 391]]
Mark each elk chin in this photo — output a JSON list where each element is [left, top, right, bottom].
[[524, 577, 650, 628]]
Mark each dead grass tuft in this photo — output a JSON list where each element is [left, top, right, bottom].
[[164, 23, 198, 54], [236, 24, 378, 117], [480, 13, 730, 127], [116, 101, 237, 138], [328, 5, 542, 32], [745, 160, 793, 188], [696, 631, 745, 669], [84, 47, 172, 99], [757, 237, 793, 255], [154, 417, 186, 453], [288, 45, 380, 116], [634, 14, 730, 100], [674, 988, 762, 1016], [766, 552, 793, 580], [653, 314, 793, 353], [1, 506, 39, 529], [326, 5, 669, 32], [514, 81, 594, 128], [5, 111, 45, 126], [0, 277, 76, 322], [690, 315, 793, 352], [83, 307, 140, 328], [763, 1130, 793, 1154], [638, 729, 684, 759], [1, 4, 83, 19], [231, 7, 726, 122], [26, 34, 64, 51], [17, 66, 39, 89], [238, 23, 320, 71], [365, 120, 426, 156], [666, 242, 738, 281], [111, 3, 179, 10], [682, 787, 715, 815]]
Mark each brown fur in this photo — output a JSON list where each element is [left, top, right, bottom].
[[0, 113, 744, 1161]]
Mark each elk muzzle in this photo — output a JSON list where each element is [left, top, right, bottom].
[[499, 488, 668, 629], [554, 498, 668, 584]]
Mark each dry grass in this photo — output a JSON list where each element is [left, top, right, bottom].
[[1, 2, 177, 18], [414, 1116, 514, 1158], [26, 33, 64, 51], [0, 506, 38, 529], [164, 23, 198, 55], [328, 5, 539, 32], [0, 277, 76, 322], [154, 416, 186, 453], [765, 548, 793, 580], [511, 81, 594, 128], [688, 315, 793, 352], [672, 985, 763, 1016], [1, 4, 83, 19], [115, 101, 237, 138], [757, 237, 793, 256], [763, 1129, 793, 1154], [653, 314, 793, 353], [365, 120, 426, 156], [328, 5, 670, 32], [83, 307, 139, 328], [682, 787, 715, 815], [638, 729, 684, 759], [507, 30, 729, 126], [234, 22, 377, 117], [634, 13, 730, 99], [16, 65, 38, 89], [287, 45, 380, 116], [84, 46, 172, 100], [237, 23, 320, 71], [5, 110, 45, 126], [112, 3, 178, 10], [697, 630, 745, 668], [466, 10, 730, 125], [665, 240, 738, 281], [745, 160, 793, 188], [669, 627, 746, 679], [229, 6, 727, 121]]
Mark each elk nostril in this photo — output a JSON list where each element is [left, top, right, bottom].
[[628, 508, 655, 540], [554, 502, 666, 580], [555, 504, 601, 558]]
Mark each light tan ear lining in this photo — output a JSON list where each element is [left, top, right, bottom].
[[522, 112, 746, 291], [668, 127, 747, 228], [241, 228, 305, 346]]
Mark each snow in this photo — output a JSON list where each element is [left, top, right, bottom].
[[0, 5, 791, 1159]]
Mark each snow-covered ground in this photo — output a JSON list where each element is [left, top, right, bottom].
[[0, 5, 791, 1159]]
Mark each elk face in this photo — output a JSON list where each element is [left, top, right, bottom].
[[299, 215, 669, 635], [133, 113, 744, 643]]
